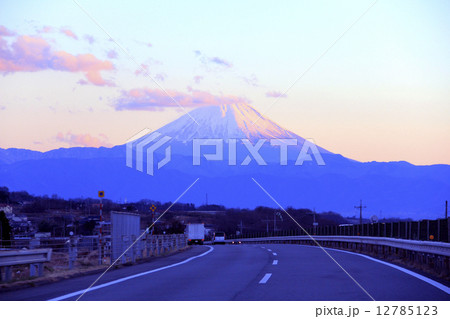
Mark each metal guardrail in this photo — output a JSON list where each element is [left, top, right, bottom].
[[227, 218, 450, 243], [226, 236, 450, 257], [0, 249, 52, 281], [111, 234, 188, 265]]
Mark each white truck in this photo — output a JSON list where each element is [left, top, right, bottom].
[[185, 223, 205, 245]]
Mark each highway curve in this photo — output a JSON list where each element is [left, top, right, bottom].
[[0, 244, 448, 301]]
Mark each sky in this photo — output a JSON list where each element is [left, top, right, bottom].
[[0, 0, 449, 165]]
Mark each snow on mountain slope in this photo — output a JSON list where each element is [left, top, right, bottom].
[[157, 103, 304, 142]]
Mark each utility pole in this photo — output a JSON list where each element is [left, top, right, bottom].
[[99, 198, 103, 264], [274, 213, 277, 232], [313, 209, 317, 235], [150, 204, 157, 235], [355, 200, 366, 226], [262, 218, 271, 233], [273, 212, 284, 233], [238, 220, 243, 235], [205, 193, 208, 206], [98, 191, 105, 265], [446, 200, 448, 219], [151, 210, 155, 235]]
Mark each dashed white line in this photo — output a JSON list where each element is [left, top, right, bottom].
[[267, 249, 272, 252], [273, 252, 277, 256], [272, 260, 278, 265], [259, 273, 272, 284], [261, 246, 265, 249]]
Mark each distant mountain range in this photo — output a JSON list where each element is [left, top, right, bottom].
[[1, 103, 448, 219]]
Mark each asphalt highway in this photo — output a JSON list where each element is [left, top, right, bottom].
[[1, 244, 448, 301]]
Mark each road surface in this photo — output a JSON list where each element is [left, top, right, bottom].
[[1, 244, 449, 301]]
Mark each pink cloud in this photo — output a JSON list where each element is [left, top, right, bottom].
[[193, 75, 203, 84], [114, 87, 250, 110], [134, 59, 163, 77], [241, 74, 259, 87], [52, 50, 114, 85], [0, 34, 114, 86], [135, 63, 149, 76], [155, 73, 166, 82], [39, 26, 54, 33], [56, 132, 112, 148], [136, 40, 153, 48], [195, 50, 233, 69], [107, 49, 118, 59], [266, 90, 287, 98], [60, 28, 78, 40], [84, 34, 95, 44], [0, 26, 15, 36], [209, 56, 232, 67]]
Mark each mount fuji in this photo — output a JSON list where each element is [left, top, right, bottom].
[[1, 103, 449, 219], [132, 103, 330, 164], [158, 103, 306, 142]]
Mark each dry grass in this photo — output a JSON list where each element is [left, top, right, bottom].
[[0, 246, 190, 291]]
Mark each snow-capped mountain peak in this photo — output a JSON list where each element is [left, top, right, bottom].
[[157, 103, 302, 142]]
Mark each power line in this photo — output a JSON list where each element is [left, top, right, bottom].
[[354, 200, 367, 226]]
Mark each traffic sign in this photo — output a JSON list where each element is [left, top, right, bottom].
[[98, 191, 105, 198]]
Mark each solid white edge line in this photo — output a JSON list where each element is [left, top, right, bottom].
[[48, 246, 215, 301], [272, 260, 278, 265], [310, 246, 450, 294], [259, 273, 272, 284]]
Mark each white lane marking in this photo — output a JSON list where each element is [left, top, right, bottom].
[[261, 246, 265, 249], [273, 252, 277, 256], [272, 260, 278, 265], [48, 246, 215, 301], [309, 246, 450, 295], [267, 249, 272, 252], [259, 273, 272, 284]]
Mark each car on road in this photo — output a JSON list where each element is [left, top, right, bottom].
[[212, 232, 226, 245]]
